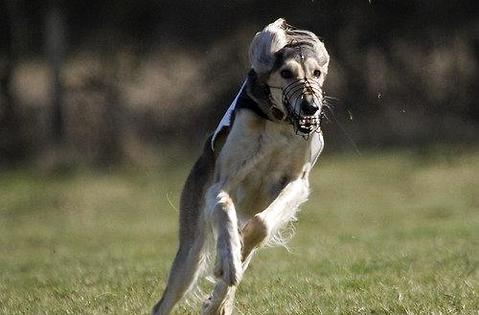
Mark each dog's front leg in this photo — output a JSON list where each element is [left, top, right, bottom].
[[242, 178, 310, 260], [206, 184, 243, 286]]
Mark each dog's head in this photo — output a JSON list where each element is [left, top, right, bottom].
[[247, 18, 330, 136]]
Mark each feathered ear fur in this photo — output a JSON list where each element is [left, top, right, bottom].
[[249, 18, 288, 74], [247, 69, 270, 104]]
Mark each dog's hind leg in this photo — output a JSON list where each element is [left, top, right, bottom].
[[152, 137, 216, 315], [152, 229, 206, 315]]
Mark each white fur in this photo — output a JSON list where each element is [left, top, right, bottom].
[[249, 18, 288, 74]]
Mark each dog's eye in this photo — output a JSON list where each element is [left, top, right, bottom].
[[280, 69, 293, 79], [313, 70, 321, 78]]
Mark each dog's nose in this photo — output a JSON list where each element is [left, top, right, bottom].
[[300, 98, 319, 115]]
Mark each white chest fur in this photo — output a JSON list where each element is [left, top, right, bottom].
[[213, 110, 323, 221]]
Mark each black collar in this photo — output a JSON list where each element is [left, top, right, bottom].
[[235, 89, 272, 121]]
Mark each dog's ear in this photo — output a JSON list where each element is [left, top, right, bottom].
[[249, 18, 288, 74], [247, 69, 270, 104], [247, 69, 286, 121]]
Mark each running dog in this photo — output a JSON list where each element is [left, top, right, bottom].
[[152, 18, 330, 315]]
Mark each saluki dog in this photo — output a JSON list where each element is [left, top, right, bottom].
[[152, 18, 330, 315]]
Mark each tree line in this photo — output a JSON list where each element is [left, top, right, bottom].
[[0, 0, 478, 167]]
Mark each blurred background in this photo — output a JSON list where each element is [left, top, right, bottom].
[[1, 2, 479, 313], [1, 0, 478, 169]]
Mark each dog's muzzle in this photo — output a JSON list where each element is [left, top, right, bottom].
[[281, 79, 324, 137]]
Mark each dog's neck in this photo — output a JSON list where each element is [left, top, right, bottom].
[[235, 89, 272, 121]]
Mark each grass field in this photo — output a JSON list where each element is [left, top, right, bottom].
[[1, 148, 478, 314]]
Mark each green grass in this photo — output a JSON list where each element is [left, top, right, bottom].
[[1, 148, 478, 314]]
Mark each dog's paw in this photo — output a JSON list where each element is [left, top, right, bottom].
[[201, 296, 213, 313], [214, 246, 242, 286], [201, 295, 226, 315]]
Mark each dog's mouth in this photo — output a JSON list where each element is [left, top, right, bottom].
[[280, 79, 324, 137], [297, 114, 321, 134]]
